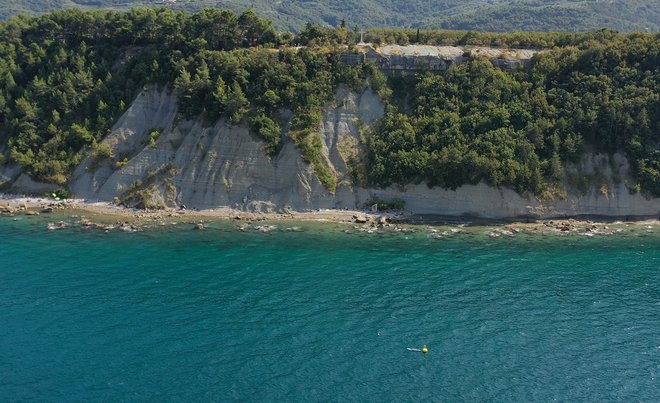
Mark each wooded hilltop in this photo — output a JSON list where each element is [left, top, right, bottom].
[[0, 8, 658, 200]]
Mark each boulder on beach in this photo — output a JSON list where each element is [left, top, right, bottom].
[[0, 205, 16, 214]]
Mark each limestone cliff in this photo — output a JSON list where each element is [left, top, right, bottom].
[[0, 164, 21, 189], [70, 86, 381, 212], [342, 44, 538, 73], [52, 86, 660, 219]]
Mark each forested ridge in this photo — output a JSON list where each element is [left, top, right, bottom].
[[0, 9, 658, 197], [1, 0, 658, 33]]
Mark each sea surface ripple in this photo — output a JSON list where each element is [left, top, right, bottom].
[[0, 217, 658, 401]]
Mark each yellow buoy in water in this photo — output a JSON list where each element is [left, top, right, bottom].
[[422, 345, 428, 353]]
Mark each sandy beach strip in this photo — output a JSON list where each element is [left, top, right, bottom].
[[0, 193, 389, 225], [0, 193, 657, 235]]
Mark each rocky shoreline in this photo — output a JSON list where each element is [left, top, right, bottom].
[[1, 193, 657, 237], [0, 193, 401, 231]]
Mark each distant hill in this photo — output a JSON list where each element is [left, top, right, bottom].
[[425, 1, 660, 33], [0, 0, 658, 32]]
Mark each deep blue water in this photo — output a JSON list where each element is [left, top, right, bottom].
[[0, 216, 659, 402]]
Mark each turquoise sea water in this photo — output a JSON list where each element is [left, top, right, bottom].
[[1, 216, 659, 402]]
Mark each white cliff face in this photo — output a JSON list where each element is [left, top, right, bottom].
[[361, 45, 537, 72], [70, 86, 381, 212], [368, 152, 659, 219], [0, 165, 21, 189], [69, 86, 659, 219], [170, 120, 329, 211], [369, 180, 659, 219], [548, 153, 660, 218], [71, 87, 179, 199]]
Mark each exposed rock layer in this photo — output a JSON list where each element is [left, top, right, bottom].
[[342, 44, 538, 72], [15, 86, 660, 219]]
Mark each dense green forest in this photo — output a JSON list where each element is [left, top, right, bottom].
[[0, 9, 658, 197], [1, 0, 658, 33]]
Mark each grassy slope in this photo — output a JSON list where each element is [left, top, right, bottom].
[[0, 0, 657, 32]]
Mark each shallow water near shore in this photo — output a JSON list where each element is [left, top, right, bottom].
[[1, 216, 659, 401]]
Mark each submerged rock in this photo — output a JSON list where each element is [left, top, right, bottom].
[[47, 221, 69, 230], [254, 225, 277, 233]]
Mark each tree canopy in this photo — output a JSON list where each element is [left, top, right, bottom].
[[0, 9, 658, 197]]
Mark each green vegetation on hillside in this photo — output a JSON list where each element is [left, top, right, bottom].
[[367, 43, 660, 195], [362, 28, 643, 49], [0, 8, 280, 184], [0, 0, 658, 33], [171, 43, 377, 191], [0, 9, 658, 196], [428, 1, 660, 33]]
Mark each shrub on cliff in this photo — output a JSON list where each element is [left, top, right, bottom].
[[0, 8, 657, 197]]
